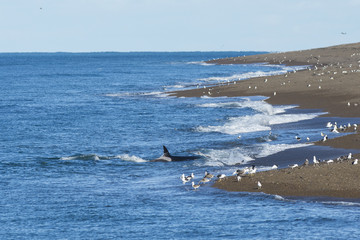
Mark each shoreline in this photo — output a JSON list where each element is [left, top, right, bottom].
[[170, 42, 360, 199], [213, 153, 360, 199]]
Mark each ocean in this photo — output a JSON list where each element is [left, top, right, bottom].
[[1, 52, 360, 239]]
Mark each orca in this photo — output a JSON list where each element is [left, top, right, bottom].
[[151, 146, 200, 162]]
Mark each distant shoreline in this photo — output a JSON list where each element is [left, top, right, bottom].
[[170, 42, 360, 198]]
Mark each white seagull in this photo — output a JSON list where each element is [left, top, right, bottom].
[[313, 156, 319, 165], [352, 159, 358, 165], [180, 174, 191, 184], [289, 164, 298, 169], [217, 174, 226, 181], [192, 182, 200, 190], [236, 175, 242, 182], [257, 181, 262, 189], [249, 165, 257, 175], [348, 153, 352, 160]]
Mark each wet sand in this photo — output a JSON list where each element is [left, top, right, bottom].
[[213, 154, 360, 199], [171, 42, 360, 118], [171, 42, 360, 198]]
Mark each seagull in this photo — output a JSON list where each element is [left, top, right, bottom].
[[322, 135, 328, 142], [295, 136, 301, 141], [304, 159, 309, 166], [192, 182, 200, 190], [306, 137, 310, 141], [233, 169, 243, 176], [352, 159, 358, 165], [249, 165, 257, 175], [331, 125, 339, 133], [217, 174, 226, 181], [313, 156, 319, 165], [271, 164, 278, 169], [257, 181, 262, 189], [326, 159, 334, 164], [236, 175, 242, 182], [348, 153, 352, 160], [204, 171, 214, 179], [199, 177, 211, 184], [289, 164, 298, 169], [180, 174, 191, 184], [186, 173, 195, 180], [326, 122, 333, 128]]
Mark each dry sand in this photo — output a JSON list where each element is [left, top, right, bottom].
[[170, 42, 360, 198]]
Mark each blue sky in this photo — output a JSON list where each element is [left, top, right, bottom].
[[1, 0, 359, 52]]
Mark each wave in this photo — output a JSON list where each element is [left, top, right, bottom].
[[105, 91, 171, 98], [197, 112, 320, 135], [198, 65, 307, 83], [186, 61, 215, 66], [196, 143, 308, 167], [114, 154, 148, 163], [197, 99, 294, 115], [196, 99, 321, 135], [60, 154, 147, 163]]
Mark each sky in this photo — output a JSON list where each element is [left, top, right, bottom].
[[0, 0, 359, 52]]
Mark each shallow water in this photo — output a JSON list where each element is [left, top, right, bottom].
[[1, 52, 360, 239]]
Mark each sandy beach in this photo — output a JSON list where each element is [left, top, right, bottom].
[[171, 42, 360, 198], [213, 154, 360, 199]]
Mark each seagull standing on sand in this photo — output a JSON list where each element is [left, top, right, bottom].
[[249, 165, 257, 175], [271, 165, 278, 169], [304, 159, 309, 166], [217, 174, 226, 182], [322, 135, 328, 142], [313, 156, 319, 165], [237, 175, 242, 182], [348, 153, 352, 160], [257, 181, 262, 189], [352, 159, 358, 165], [289, 164, 298, 169]]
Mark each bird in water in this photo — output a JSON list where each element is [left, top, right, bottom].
[[192, 182, 200, 190]]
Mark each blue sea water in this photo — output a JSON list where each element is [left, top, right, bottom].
[[1, 52, 360, 239]]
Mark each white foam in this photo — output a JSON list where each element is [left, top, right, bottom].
[[186, 61, 214, 66], [115, 154, 147, 163], [321, 201, 360, 207], [60, 154, 101, 161], [196, 142, 309, 167], [196, 148, 254, 167], [105, 91, 171, 98], [198, 70, 285, 82], [198, 100, 294, 115], [197, 112, 320, 135], [274, 195, 285, 201], [256, 143, 309, 158], [198, 65, 307, 83]]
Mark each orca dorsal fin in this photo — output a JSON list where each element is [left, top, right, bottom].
[[163, 145, 171, 157]]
